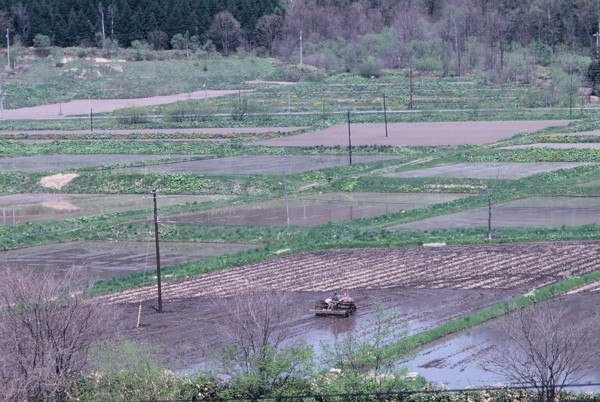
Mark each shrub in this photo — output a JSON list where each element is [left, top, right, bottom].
[[33, 34, 51, 57], [357, 57, 382, 78], [114, 106, 150, 124], [412, 56, 443, 73]]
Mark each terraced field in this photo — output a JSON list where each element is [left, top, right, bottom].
[[100, 240, 600, 304]]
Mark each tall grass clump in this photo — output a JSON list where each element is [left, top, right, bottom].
[[114, 106, 151, 125]]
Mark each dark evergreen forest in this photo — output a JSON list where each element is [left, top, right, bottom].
[[0, 0, 284, 47], [1, 0, 600, 76]]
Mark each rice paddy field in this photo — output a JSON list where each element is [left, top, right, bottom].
[[2, 57, 600, 391], [392, 196, 600, 230], [159, 192, 471, 227], [0, 240, 262, 280]]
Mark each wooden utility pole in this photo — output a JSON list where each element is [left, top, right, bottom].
[[486, 170, 500, 240], [282, 155, 289, 226], [6, 29, 10, 68], [152, 190, 163, 313], [487, 187, 493, 240], [408, 68, 414, 110], [383, 93, 388, 138], [347, 110, 352, 165], [299, 31, 303, 65]]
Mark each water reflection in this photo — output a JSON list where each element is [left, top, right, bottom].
[[162, 193, 470, 227]]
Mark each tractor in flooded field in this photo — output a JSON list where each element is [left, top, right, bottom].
[[312, 291, 356, 317]]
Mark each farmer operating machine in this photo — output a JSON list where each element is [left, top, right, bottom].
[[312, 291, 356, 317]]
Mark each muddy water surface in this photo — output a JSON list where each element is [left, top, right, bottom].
[[116, 154, 404, 175], [162, 192, 471, 227], [393, 196, 600, 230], [0, 240, 261, 281], [0, 193, 226, 225], [0, 154, 198, 172]]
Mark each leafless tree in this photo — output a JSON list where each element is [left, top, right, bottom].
[[213, 291, 313, 398], [255, 14, 283, 54], [11, 3, 29, 40], [441, 6, 469, 76], [0, 266, 118, 401], [487, 303, 599, 402], [208, 11, 242, 56], [107, 4, 117, 38], [98, 2, 106, 42], [0, 11, 10, 37]]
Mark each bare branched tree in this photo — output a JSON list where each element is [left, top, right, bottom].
[[0, 266, 118, 401], [488, 303, 599, 402], [208, 11, 242, 56], [0, 11, 10, 36], [98, 2, 106, 42], [213, 291, 313, 398], [107, 4, 117, 38], [317, 302, 411, 396], [255, 14, 283, 54], [11, 3, 29, 40]]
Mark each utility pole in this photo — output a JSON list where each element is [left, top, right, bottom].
[[299, 31, 303, 65], [282, 155, 289, 226], [408, 67, 414, 110], [383, 93, 388, 138], [347, 110, 352, 165], [152, 190, 163, 313], [6, 29, 10, 68], [486, 170, 500, 241]]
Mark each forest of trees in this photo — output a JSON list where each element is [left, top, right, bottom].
[[1, 0, 600, 77]]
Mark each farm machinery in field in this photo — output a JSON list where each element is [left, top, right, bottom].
[[312, 292, 356, 317]]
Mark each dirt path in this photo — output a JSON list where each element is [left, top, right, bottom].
[[0, 127, 306, 136], [1, 89, 246, 120]]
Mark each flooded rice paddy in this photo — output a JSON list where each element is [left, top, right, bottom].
[[116, 154, 404, 175], [0, 193, 226, 225], [385, 162, 588, 180], [160, 192, 471, 226], [0, 154, 199, 172], [402, 292, 600, 391], [392, 196, 600, 230], [0, 240, 261, 281]]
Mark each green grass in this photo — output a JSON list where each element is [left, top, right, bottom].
[[4, 56, 278, 109], [396, 269, 600, 353], [1, 50, 590, 131]]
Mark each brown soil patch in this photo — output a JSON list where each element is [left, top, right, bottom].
[[2, 90, 248, 120], [256, 121, 572, 147], [107, 240, 600, 376], [0, 127, 306, 136], [39, 173, 79, 189], [40, 200, 79, 211]]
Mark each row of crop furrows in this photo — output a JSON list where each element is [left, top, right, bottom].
[[98, 243, 600, 305]]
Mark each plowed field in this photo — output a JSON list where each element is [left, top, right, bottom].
[[103, 241, 600, 304], [110, 240, 600, 386]]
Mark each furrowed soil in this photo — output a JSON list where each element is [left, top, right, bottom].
[[108, 240, 600, 385]]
